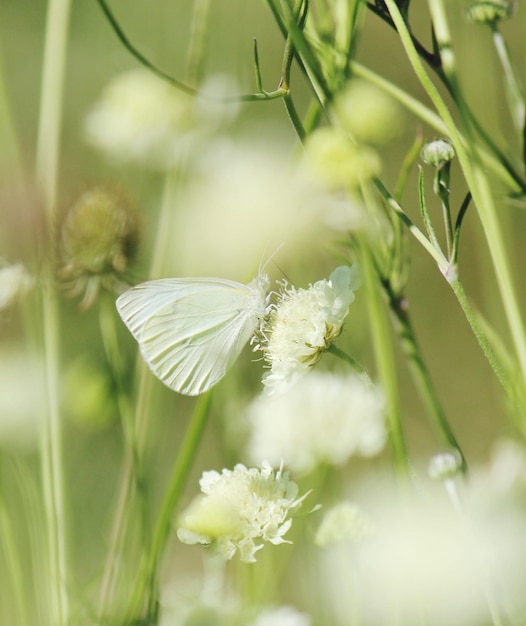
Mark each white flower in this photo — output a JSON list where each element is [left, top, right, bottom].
[[249, 606, 311, 626], [261, 265, 360, 393], [314, 501, 372, 547], [177, 462, 308, 562], [84, 69, 237, 169], [319, 476, 526, 625], [167, 140, 328, 280], [248, 371, 385, 474], [0, 263, 33, 310]]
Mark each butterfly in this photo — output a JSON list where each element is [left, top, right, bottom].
[[116, 274, 270, 395]]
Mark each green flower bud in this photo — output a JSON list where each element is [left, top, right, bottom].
[[467, 0, 515, 24], [59, 187, 140, 308], [420, 139, 455, 167]]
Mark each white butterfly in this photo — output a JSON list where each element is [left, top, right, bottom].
[[116, 275, 270, 395]]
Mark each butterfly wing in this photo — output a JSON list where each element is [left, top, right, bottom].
[[116, 278, 266, 395]]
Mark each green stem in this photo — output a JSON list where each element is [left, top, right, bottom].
[[491, 25, 525, 142], [35, 0, 72, 624], [448, 277, 512, 397], [125, 392, 213, 622], [185, 0, 211, 85], [374, 177, 449, 273], [384, 0, 526, 386], [384, 285, 466, 470], [358, 240, 409, 477], [327, 344, 367, 375]]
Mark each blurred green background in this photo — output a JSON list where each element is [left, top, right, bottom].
[[1, 0, 526, 621]]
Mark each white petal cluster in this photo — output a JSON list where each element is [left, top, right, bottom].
[[84, 69, 236, 169], [261, 265, 360, 393], [319, 475, 526, 626], [248, 371, 385, 475], [177, 462, 307, 562]]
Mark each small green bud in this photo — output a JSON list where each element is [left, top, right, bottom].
[[420, 139, 455, 167], [467, 0, 515, 24], [59, 186, 140, 308]]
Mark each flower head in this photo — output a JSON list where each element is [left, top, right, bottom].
[[248, 371, 386, 474], [177, 462, 308, 562], [260, 265, 360, 393], [84, 69, 238, 169], [58, 187, 139, 309]]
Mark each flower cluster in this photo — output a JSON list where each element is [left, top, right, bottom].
[[248, 371, 386, 475], [177, 462, 308, 562], [260, 265, 360, 393]]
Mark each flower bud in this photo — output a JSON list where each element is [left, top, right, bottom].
[[59, 187, 140, 308], [467, 0, 515, 24], [428, 450, 463, 481], [420, 139, 455, 167]]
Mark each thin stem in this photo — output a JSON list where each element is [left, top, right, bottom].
[[384, 284, 466, 470], [327, 343, 367, 375], [35, 0, 72, 624], [448, 277, 512, 397], [184, 0, 211, 85], [374, 177, 449, 273], [96, 0, 286, 103], [491, 25, 525, 144]]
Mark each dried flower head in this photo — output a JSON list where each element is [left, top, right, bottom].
[[177, 462, 308, 562], [260, 265, 360, 393], [58, 187, 139, 309]]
